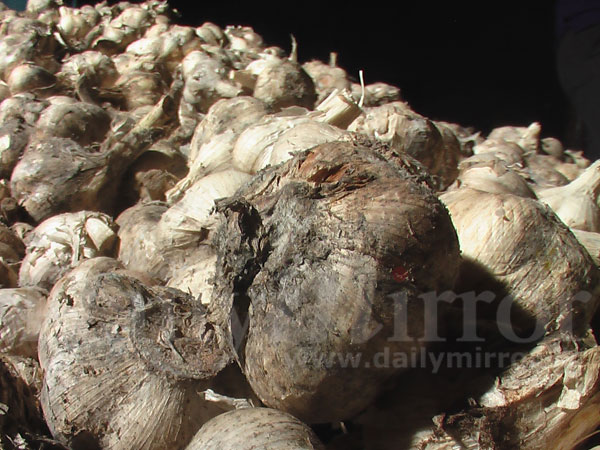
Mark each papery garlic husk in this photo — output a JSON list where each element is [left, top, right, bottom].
[[92, 6, 154, 54], [188, 96, 270, 164], [149, 169, 252, 281], [253, 59, 317, 111], [185, 408, 325, 450], [0, 31, 60, 80], [7, 63, 56, 95], [472, 138, 525, 164], [196, 22, 225, 46], [410, 337, 600, 450], [11, 81, 182, 222], [58, 50, 119, 91], [572, 228, 600, 267], [302, 59, 351, 104], [116, 201, 167, 280], [224, 25, 264, 52], [350, 81, 402, 107], [166, 247, 217, 305], [0, 354, 49, 447], [565, 149, 591, 168], [56, 5, 101, 48], [170, 109, 348, 204], [349, 102, 460, 189], [26, 0, 59, 15], [121, 144, 188, 205], [19, 211, 119, 290], [450, 159, 536, 198], [35, 101, 111, 146], [440, 187, 599, 334], [209, 140, 460, 423], [487, 121, 541, 155], [0, 93, 48, 126], [182, 50, 241, 113], [523, 153, 570, 188], [115, 69, 168, 110], [536, 161, 600, 232], [0, 287, 47, 358], [38, 257, 232, 450], [231, 114, 347, 174]]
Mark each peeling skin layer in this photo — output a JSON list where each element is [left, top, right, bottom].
[[210, 140, 461, 423], [39, 258, 230, 450]]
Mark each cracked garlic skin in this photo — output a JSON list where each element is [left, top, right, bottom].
[[39, 257, 232, 450], [209, 140, 460, 423]]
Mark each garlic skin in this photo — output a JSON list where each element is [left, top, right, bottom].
[[0, 287, 47, 358], [450, 159, 536, 198], [572, 228, 600, 267], [210, 140, 460, 423], [38, 257, 231, 450], [185, 408, 325, 450], [487, 121, 541, 155], [19, 211, 118, 290], [440, 187, 599, 334], [537, 160, 600, 232], [349, 102, 460, 189]]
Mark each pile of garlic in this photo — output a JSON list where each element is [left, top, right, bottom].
[[0, 1, 598, 449]]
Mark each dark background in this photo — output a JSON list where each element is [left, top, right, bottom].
[[8, 0, 569, 142], [169, 1, 568, 142]]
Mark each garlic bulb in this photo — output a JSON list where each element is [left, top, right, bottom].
[[0, 93, 48, 126], [35, 101, 111, 146], [231, 115, 346, 174], [224, 25, 264, 52], [472, 138, 525, 164], [159, 169, 252, 252], [171, 106, 352, 204], [253, 59, 317, 111], [349, 102, 460, 189], [39, 257, 232, 450], [56, 5, 101, 48], [411, 338, 600, 450], [11, 82, 182, 222], [440, 187, 599, 334], [350, 81, 402, 107], [302, 58, 351, 104], [0, 287, 47, 358], [59, 50, 119, 90], [92, 6, 154, 53], [188, 96, 269, 165], [210, 140, 460, 423], [7, 63, 55, 95], [564, 149, 591, 168], [451, 159, 536, 198], [19, 211, 119, 290], [487, 121, 541, 155], [116, 201, 167, 281], [537, 160, 600, 232], [182, 50, 241, 113], [185, 408, 325, 450], [196, 22, 225, 47]]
